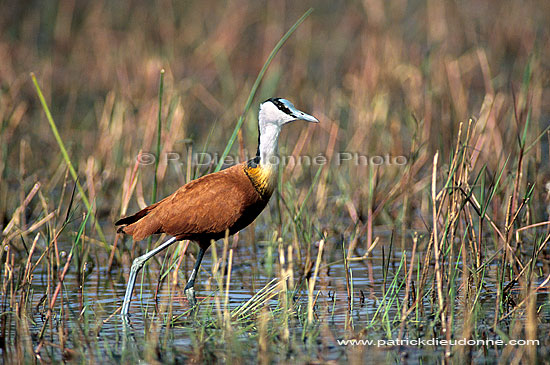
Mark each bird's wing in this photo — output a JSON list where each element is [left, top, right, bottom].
[[121, 164, 264, 241], [159, 165, 254, 235]]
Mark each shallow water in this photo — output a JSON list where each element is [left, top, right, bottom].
[[3, 232, 550, 363]]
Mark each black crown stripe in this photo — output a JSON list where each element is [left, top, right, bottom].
[[264, 97, 296, 118]]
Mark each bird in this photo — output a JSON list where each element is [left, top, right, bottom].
[[116, 98, 319, 316]]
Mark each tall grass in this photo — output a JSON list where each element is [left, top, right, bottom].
[[1, 0, 550, 363]]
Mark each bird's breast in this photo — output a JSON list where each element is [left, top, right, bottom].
[[243, 162, 277, 199]]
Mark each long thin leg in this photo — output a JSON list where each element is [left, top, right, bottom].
[[121, 237, 178, 316], [184, 246, 206, 306]]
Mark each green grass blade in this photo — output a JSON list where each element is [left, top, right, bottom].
[[148, 69, 165, 251], [152, 69, 165, 203], [30, 73, 110, 251], [214, 8, 314, 172], [481, 155, 509, 219]]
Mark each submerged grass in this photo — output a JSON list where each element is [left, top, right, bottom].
[[1, 0, 550, 363]]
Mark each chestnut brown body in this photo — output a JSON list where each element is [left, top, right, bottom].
[[116, 161, 275, 248]]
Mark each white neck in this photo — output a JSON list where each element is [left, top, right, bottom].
[[258, 122, 282, 166]]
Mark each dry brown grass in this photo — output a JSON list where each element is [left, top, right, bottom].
[[1, 0, 550, 363]]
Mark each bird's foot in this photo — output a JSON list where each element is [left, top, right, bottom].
[[185, 287, 197, 307]]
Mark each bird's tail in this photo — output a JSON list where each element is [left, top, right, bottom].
[[115, 201, 162, 240]]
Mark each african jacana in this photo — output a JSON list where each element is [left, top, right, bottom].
[[116, 98, 318, 316]]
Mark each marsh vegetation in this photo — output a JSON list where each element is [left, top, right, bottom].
[[1, 0, 550, 363]]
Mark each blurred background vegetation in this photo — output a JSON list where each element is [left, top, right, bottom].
[[1, 0, 550, 362], [2, 0, 548, 228]]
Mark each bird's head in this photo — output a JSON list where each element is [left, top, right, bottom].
[[259, 98, 319, 128]]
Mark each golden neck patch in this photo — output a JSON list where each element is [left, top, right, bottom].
[[244, 159, 277, 198]]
